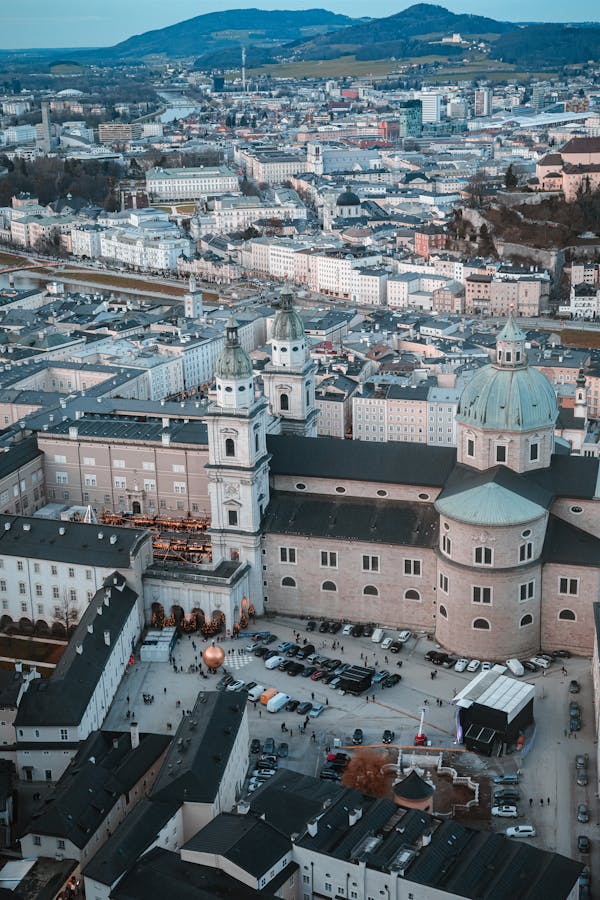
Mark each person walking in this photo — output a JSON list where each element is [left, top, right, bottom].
[[311, 731, 316, 742], [540, 798, 544, 806], [529, 798, 533, 807], [547, 797, 550, 806]]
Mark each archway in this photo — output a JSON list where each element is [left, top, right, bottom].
[[189, 607, 205, 633], [171, 605, 185, 628], [34, 619, 50, 637], [0, 615, 13, 631], [51, 622, 66, 639], [67, 623, 78, 638], [132, 501, 141, 515], [19, 617, 33, 635], [204, 610, 225, 637], [151, 602, 165, 628]]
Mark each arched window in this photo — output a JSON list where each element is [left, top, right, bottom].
[[405, 589, 420, 601], [520, 613, 533, 627], [225, 438, 235, 457], [281, 576, 296, 588], [280, 393, 289, 411], [473, 617, 490, 630], [363, 585, 378, 596], [322, 580, 337, 592], [439, 604, 448, 619], [559, 608, 576, 621]]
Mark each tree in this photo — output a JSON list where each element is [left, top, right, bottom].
[[504, 164, 518, 190], [54, 590, 80, 638], [478, 223, 495, 257], [464, 172, 488, 209], [341, 750, 391, 798]]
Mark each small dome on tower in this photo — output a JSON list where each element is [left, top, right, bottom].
[[272, 290, 305, 342], [215, 316, 253, 379], [336, 186, 360, 207]]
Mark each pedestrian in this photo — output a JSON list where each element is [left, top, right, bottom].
[[311, 692, 315, 700], [372, 694, 375, 702], [547, 797, 550, 806], [540, 798, 544, 806], [365, 695, 368, 702], [311, 731, 316, 742], [326, 697, 329, 705], [385, 656, 388, 664], [164, 687, 167, 694], [341, 646, 344, 653], [259, 709, 261, 718], [289, 729, 293, 737], [126, 695, 130, 704], [529, 798, 533, 807], [281, 722, 286, 733]]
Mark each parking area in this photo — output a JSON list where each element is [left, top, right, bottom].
[[103, 614, 596, 886]]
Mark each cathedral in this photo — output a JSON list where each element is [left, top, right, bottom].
[[196, 293, 600, 660]]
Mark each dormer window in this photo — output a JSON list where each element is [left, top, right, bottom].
[[505, 351, 512, 363], [516, 351, 521, 362]]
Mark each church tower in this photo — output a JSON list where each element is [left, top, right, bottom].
[[184, 274, 203, 320], [262, 289, 318, 437], [574, 369, 588, 421], [206, 317, 270, 613]]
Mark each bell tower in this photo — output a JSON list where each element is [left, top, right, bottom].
[[263, 289, 318, 436], [206, 317, 269, 613]]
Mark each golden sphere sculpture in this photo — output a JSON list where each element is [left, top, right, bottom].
[[202, 643, 225, 670]]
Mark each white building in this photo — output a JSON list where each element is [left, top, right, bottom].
[[419, 92, 442, 124], [99, 230, 192, 273], [70, 224, 105, 258], [146, 167, 240, 201]]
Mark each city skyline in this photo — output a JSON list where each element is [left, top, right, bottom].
[[2, 0, 600, 49]]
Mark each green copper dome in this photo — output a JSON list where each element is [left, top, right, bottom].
[[456, 364, 557, 431], [272, 291, 305, 342], [215, 316, 253, 379]]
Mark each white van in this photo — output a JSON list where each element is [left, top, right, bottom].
[[267, 692, 290, 713], [247, 684, 265, 702], [265, 655, 284, 669], [371, 628, 385, 644], [505, 658, 524, 677]]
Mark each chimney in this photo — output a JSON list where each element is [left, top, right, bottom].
[[307, 818, 318, 837], [162, 430, 171, 446], [130, 721, 140, 750], [104, 630, 110, 646], [14, 661, 22, 673], [349, 807, 363, 826], [87, 623, 93, 634], [76, 643, 83, 655], [68, 425, 78, 440]]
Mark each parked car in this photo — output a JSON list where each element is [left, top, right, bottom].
[[530, 656, 550, 669], [382, 637, 394, 650], [278, 641, 295, 653], [493, 774, 519, 785], [246, 682, 257, 692], [373, 670, 391, 684], [309, 704, 325, 717], [227, 679, 246, 691], [454, 658, 469, 672], [297, 645, 315, 660], [382, 729, 395, 744], [277, 742, 288, 758], [569, 680, 580, 693], [306, 620, 316, 632], [250, 738, 261, 754], [258, 754, 277, 768], [322, 672, 337, 685], [301, 666, 317, 678], [310, 669, 326, 681], [442, 656, 457, 669], [254, 646, 270, 658], [251, 768, 276, 778], [576, 754, 587, 769], [323, 659, 341, 671], [382, 674, 401, 688], [522, 660, 538, 673], [265, 655, 285, 669], [352, 728, 364, 745], [319, 767, 341, 781], [491, 806, 518, 818], [494, 790, 521, 803], [263, 738, 275, 755], [467, 659, 481, 672], [481, 661, 492, 671], [288, 662, 304, 676], [577, 769, 588, 786], [342, 624, 354, 636], [578, 835, 591, 853], [551, 649, 571, 659], [351, 624, 363, 637], [389, 641, 403, 654], [286, 645, 301, 657], [265, 634, 278, 644], [297, 701, 313, 715], [577, 803, 589, 823], [328, 622, 342, 634], [327, 751, 350, 765], [285, 699, 299, 712], [362, 625, 374, 638], [319, 621, 330, 633], [505, 825, 536, 838], [397, 630, 411, 643]]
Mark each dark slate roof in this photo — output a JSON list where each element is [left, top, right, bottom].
[[0, 669, 27, 707], [264, 491, 438, 548], [150, 691, 246, 805], [267, 434, 456, 487], [248, 769, 345, 837], [15, 582, 139, 727], [436, 464, 553, 509], [183, 813, 290, 878], [82, 797, 179, 887], [46, 417, 208, 446], [542, 515, 600, 567], [556, 408, 586, 430], [0, 437, 41, 481], [0, 516, 148, 566], [111, 848, 277, 900], [525, 453, 600, 499], [24, 730, 170, 848], [394, 769, 435, 800]]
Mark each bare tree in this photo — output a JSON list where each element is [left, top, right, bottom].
[[341, 750, 391, 798], [54, 590, 80, 637]]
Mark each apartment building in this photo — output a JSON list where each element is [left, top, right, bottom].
[[239, 149, 307, 183], [97, 123, 143, 143], [353, 382, 429, 443], [465, 274, 545, 316], [210, 193, 306, 233], [145, 167, 239, 201], [70, 224, 106, 258], [571, 262, 600, 285], [37, 416, 210, 518], [99, 230, 193, 273], [427, 386, 460, 446], [0, 438, 45, 518], [315, 374, 358, 439], [308, 250, 382, 298]]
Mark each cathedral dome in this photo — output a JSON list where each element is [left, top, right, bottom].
[[272, 290, 305, 342], [215, 316, 253, 379], [336, 187, 360, 207], [456, 365, 558, 431]]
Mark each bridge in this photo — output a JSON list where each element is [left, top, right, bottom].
[[0, 261, 57, 276]]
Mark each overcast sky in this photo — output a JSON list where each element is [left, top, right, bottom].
[[2, 0, 600, 48]]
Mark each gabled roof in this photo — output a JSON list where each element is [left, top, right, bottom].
[[542, 515, 600, 567], [183, 812, 290, 878], [525, 453, 600, 500]]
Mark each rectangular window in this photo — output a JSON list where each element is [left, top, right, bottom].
[[403, 558, 421, 576], [83, 457, 95, 466], [172, 464, 185, 473], [529, 443, 539, 462], [84, 474, 96, 487], [35, 584, 42, 597], [472, 586, 492, 604], [37, 603, 44, 615], [144, 480, 156, 492], [52, 587, 60, 599], [86, 569, 92, 580], [439, 572, 448, 593], [33, 836, 41, 846], [474, 546, 493, 565], [57, 840, 65, 849], [17, 560, 23, 571], [174, 482, 186, 494], [114, 477, 126, 489], [68, 567, 75, 578], [60, 729, 68, 740], [19, 582, 26, 595], [520, 580, 534, 602], [280, 547, 297, 564], [142, 461, 155, 471], [113, 459, 125, 468], [442, 534, 452, 555], [362, 555, 380, 572], [69, 589, 76, 604], [519, 542, 533, 562], [53, 455, 66, 464], [467, 438, 474, 457], [321, 551, 337, 568], [55, 472, 68, 485], [495, 445, 507, 463], [20, 601, 27, 612], [33, 563, 40, 574], [228, 509, 238, 526], [51, 565, 58, 576], [559, 577, 578, 595]]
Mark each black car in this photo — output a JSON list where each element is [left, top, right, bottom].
[[278, 742, 288, 758], [389, 641, 403, 654], [493, 790, 520, 803], [319, 621, 330, 633], [250, 738, 261, 754], [301, 666, 317, 678], [552, 649, 571, 659], [306, 620, 316, 632], [254, 646, 270, 658], [323, 658, 342, 671], [285, 699, 300, 711], [297, 644, 315, 660], [382, 729, 395, 744], [288, 662, 304, 676], [328, 622, 342, 633], [578, 835, 591, 853], [382, 673, 401, 688], [351, 624, 363, 637], [297, 701, 313, 715], [263, 737, 275, 754], [286, 645, 301, 657], [352, 728, 364, 745], [320, 767, 341, 780], [246, 682, 257, 692], [521, 660, 538, 672], [279, 659, 294, 672], [322, 672, 337, 684], [265, 634, 278, 644], [442, 656, 457, 668], [264, 649, 279, 660], [362, 625, 374, 638]]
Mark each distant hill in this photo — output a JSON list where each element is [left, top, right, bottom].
[[491, 22, 600, 67], [105, 8, 357, 60]]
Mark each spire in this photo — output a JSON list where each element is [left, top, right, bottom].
[[496, 311, 527, 370]]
